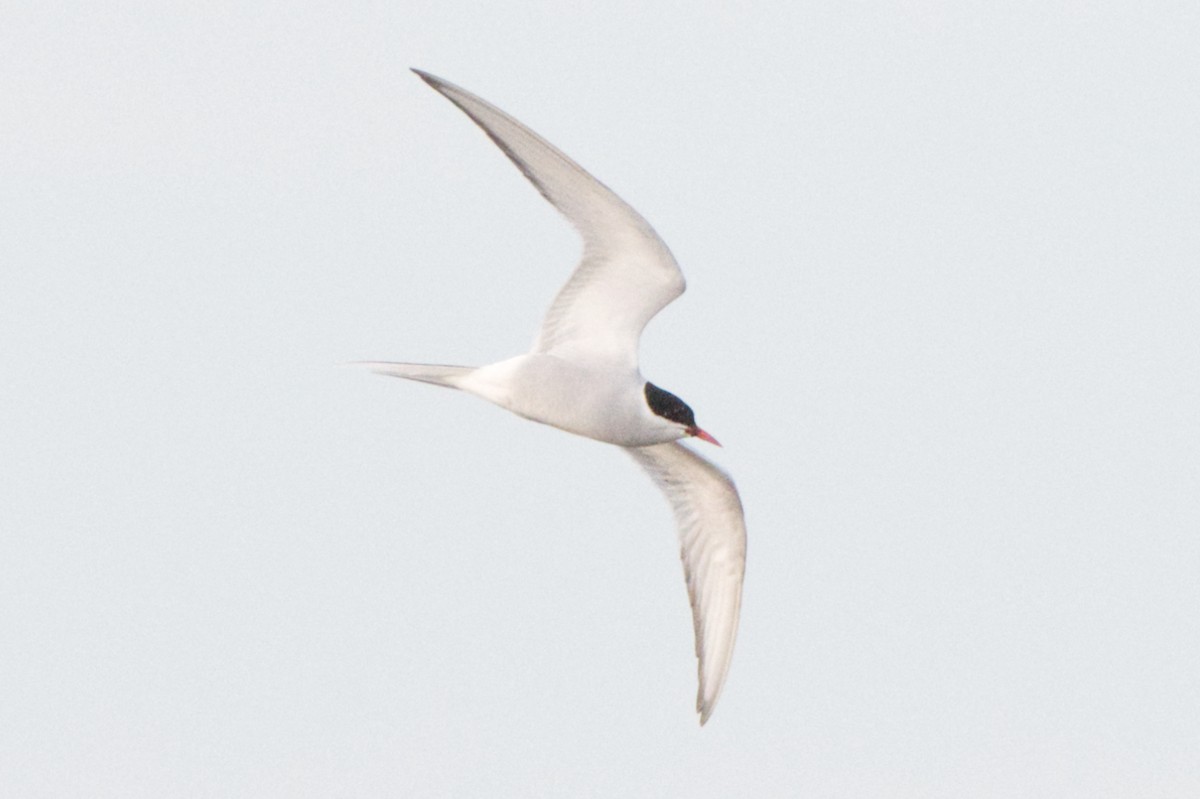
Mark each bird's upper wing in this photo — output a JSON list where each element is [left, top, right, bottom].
[[626, 441, 746, 725], [414, 70, 685, 369]]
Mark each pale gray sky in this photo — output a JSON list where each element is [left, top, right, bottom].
[[3, 2, 1198, 796]]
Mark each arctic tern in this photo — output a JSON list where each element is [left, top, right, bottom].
[[362, 69, 747, 725]]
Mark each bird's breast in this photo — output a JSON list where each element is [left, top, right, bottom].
[[458, 354, 680, 447]]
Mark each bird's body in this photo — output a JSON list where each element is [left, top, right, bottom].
[[374, 354, 682, 447], [363, 70, 747, 725]]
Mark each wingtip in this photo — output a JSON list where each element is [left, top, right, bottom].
[[696, 666, 733, 727], [411, 67, 441, 89], [697, 687, 713, 726]]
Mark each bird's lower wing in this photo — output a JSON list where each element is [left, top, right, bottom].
[[626, 442, 747, 725]]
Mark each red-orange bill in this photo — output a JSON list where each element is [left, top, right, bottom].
[[689, 427, 721, 447]]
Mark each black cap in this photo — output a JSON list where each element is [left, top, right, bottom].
[[644, 382, 697, 428]]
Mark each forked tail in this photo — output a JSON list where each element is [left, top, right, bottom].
[[356, 361, 474, 389]]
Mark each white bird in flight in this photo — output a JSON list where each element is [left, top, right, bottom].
[[363, 69, 747, 725]]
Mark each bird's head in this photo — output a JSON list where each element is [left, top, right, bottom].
[[643, 382, 720, 446]]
